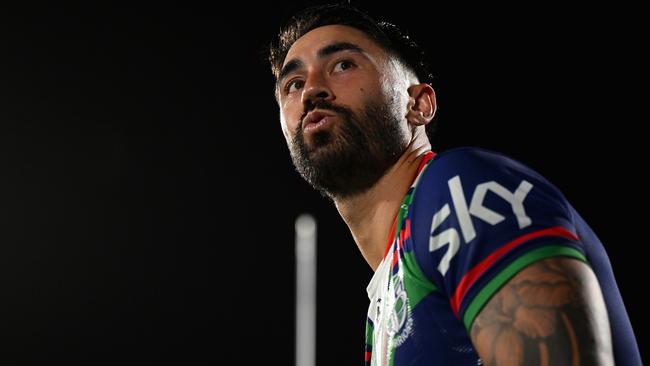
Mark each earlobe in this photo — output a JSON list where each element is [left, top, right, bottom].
[[407, 83, 436, 126]]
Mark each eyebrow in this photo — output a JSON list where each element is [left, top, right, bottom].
[[276, 42, 366, 92]]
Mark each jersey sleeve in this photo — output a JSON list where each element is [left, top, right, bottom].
[[408, 147, 588, 331]]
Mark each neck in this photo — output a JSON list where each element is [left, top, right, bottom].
[[334, 135, 431, 271]]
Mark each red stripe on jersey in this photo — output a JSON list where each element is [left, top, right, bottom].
[[450, 226, 579, 316], [392, 242, 399, 267], [403, 218, 411, 241]]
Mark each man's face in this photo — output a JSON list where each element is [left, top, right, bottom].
[[276, 25, 411, 199]]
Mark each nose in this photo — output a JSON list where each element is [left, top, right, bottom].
[[300, 72, 334, 107]]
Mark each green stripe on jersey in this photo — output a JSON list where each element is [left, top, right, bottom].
[[462, 245, 588, 331], [403, 251, 437, 308], [365, 320, 374, 344]]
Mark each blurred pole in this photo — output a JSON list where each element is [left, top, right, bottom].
[[295, 214, 316, 366]]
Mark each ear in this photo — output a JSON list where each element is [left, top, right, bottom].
[[406, 83, 436, 126]]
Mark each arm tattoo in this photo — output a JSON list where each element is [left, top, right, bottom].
[[469, 257, 613, 366]]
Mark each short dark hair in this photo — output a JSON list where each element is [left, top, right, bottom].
[[268, 3, 437, 138], [269, 3, 433, 85]]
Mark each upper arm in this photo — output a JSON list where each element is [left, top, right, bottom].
[[469, 257, 614, 366]]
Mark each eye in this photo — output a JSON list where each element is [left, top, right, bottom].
[[333, 59, 355, 73], [285, 79, 304, 94]]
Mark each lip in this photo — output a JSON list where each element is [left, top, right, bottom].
[[302, 110, 335, 134]]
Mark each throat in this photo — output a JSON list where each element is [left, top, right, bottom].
[[334, 149, 434, 271], [334, 172, 411, 271]]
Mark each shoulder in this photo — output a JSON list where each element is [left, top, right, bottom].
[[415, 146, 562, 199], [408, 146, 574, 246], [425, 146, 542, 180]]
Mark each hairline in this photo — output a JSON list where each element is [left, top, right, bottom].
[[273, 24, 417, 100]]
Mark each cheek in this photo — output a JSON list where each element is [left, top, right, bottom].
[[281, 98, 300, 123], [280, 122, 290, 141], [279, 110, 297, 142]]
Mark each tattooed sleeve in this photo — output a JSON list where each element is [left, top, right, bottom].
[[470, 257, 613, 365]]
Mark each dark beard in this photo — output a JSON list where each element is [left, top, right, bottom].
[[289, 99, 407, 200]]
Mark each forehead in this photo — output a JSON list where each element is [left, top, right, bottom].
[[283, 24, 386, 67]]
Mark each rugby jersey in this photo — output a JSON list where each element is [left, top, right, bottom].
[[365, 147, 641, 365]]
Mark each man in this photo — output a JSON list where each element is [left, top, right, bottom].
[[269, 3, 641, 365]]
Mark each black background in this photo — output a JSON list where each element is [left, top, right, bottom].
[[1, 1, 646, 364]]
